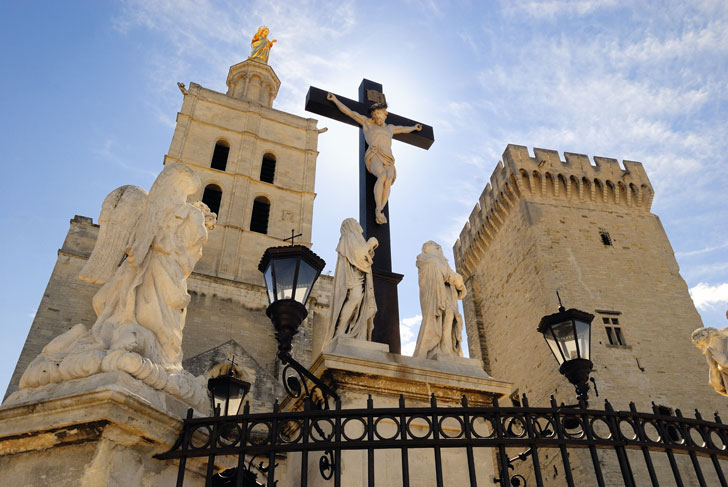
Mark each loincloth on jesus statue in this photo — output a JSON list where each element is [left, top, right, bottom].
[[365, 146, 397, 182]]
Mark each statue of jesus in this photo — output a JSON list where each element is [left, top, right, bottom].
[[327, 93, 422, 224]]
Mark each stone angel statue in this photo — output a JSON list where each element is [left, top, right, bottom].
[[413, 241, 467, 360], [17, 163, 215, 410], [692, 317, 728, 397], [323, 218, 378, 347], [248, 26, 276, 64]]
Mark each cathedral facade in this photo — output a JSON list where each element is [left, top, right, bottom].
[[4, 59, 333, 413]]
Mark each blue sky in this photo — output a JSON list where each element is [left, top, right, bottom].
[[1, 1, 727, 392]]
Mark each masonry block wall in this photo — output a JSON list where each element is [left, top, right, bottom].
[[454, 144, 725, 485]]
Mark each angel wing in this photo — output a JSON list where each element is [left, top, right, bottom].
[[78, 185, 148, 284]]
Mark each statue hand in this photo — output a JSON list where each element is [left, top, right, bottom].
[[327, 92, 336, 101], [415, 124, 423, 131]]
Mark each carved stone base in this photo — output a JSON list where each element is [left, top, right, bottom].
[[323, 335, 390, 354], [0, 371, 208, 486], [17, 323, 209, 412], [282, 343, 513, 487]]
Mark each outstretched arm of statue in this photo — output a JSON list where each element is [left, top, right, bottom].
[[327, 93, 367, 125], [392, 123, 423, 134]]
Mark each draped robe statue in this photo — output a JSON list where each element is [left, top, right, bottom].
[[413, 241, 467, 359], [324, 218, 378, 346], [17, 163, 215, 410], [692, 320, 728, 397]]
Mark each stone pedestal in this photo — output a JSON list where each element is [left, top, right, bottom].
[[226, 59, 281, 107], [0, 372, 207, 487], [283, 339, 513, 487]]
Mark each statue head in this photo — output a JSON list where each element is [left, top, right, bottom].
[[150, 163, 201, 203], [252, 26, 270, 42], [692, 327, 719, 351], [422, 240, 443, 255], [193, 201, 217, 231], [340, 217, 363, 236], [368, 102, 388, 126]]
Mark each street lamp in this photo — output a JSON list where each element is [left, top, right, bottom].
[[537, 297, 595, 403], [208, 370, 251, 416], [258, 239, 339, 409], [258, 244, 326, 356]]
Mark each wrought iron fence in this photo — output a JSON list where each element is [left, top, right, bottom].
[[157, 394, 728, 487]]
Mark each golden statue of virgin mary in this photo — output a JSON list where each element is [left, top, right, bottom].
[[248, 26, 277, 64]]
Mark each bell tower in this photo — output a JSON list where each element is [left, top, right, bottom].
[[5, 54, 331, 401], [165, 58, 321, 284]]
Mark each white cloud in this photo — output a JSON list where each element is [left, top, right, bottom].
[[614, 21, 728, 65], [676, 242, 728, 258], [401, 341, 417, 357], [92, 138, 159, 180], [690, 282, 728, 310], [502, 0, 620, 19], [400, 314, 421, 356]]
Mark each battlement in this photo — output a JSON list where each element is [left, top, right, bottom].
[[453, 144, 655, 277]]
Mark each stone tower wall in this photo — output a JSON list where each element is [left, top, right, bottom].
[[165, 75, 321, 285], [453, 144, 724, 485], [453, 143, 723, 414], [454, 145, 723, 411]]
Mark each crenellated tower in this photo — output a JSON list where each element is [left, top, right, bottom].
[[454, 144, 724, 485], [454, 144, 721, 414]]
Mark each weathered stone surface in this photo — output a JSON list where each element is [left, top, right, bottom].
[[279, 341, 512, 487], [324, 218, 378, 346], [414, 240, 467, 359], [0, 371, 207, 486], [16, 164, 214, 411], [453, 144, 726, 486], [304, 334, 512, 408]]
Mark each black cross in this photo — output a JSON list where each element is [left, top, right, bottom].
[[283, 229, 303, 246], [225, 354, 238, 375], [305, 79, 435, 353]]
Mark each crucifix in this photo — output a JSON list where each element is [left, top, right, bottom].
[[305, 79, 435, 353]]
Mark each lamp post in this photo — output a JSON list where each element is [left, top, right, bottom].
[[258, 241, 339, 406], [258, 243, 326, 355], [207, 370, 251, 417], [537, 297, 595, 404]]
